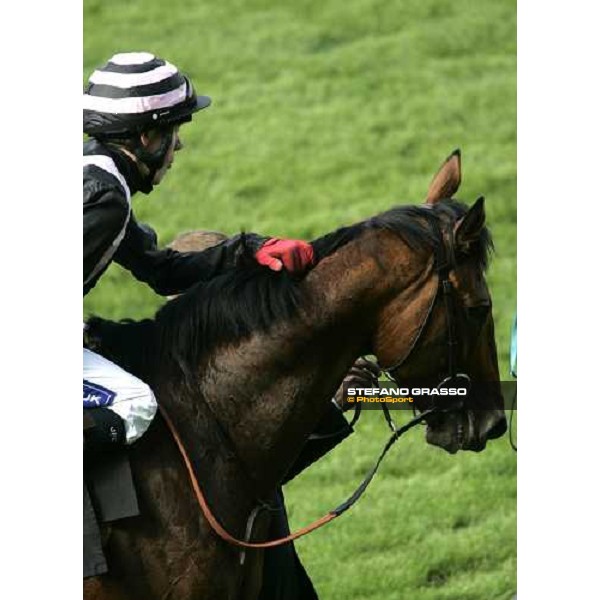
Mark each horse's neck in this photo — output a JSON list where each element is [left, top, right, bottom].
[[194, 230, 430, 495]]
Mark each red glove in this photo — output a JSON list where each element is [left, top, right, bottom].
[[255, 238, 315, 273]]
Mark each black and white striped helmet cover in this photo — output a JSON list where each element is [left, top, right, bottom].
[[83, 52, 211, 136]]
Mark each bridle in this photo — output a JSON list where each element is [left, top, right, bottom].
[[308, 216, 468, 440], [159, 214, 474, 550], [378, 215, 471, 432]]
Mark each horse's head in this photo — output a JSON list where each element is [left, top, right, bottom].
[[373, 150, 506, 453]]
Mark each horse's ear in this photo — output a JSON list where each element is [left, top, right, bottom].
[[455, 196, 485, 248], [425, 149, 461, 205]]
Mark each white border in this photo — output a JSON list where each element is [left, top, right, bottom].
[[1, 3, 81, 597], [4, 1, 599, 596], [519, 1, 600, 597]]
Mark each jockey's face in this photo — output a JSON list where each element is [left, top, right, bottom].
[[141, 125, 183, 185]]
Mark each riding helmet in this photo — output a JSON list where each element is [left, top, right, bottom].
[[83, 52, 211, 137]]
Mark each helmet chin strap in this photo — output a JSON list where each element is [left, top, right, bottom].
[[132, 129, 174, 192]]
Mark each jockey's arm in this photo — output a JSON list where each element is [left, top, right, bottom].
[[113, 216, 267, 296]]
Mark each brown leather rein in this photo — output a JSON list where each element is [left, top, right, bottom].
[[158, 405, 332, 547], [159, 402, 434, 549]]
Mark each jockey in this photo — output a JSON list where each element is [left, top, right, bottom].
[[83, 52, 315, 453]]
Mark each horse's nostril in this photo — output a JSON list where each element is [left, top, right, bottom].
[[485, 415, 507, 440]]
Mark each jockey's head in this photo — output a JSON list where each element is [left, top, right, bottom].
[[83, 52, 211, 188]]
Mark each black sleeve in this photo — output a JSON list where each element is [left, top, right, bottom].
[[83, 187, 129, 288], [113, 216, 267, 296]]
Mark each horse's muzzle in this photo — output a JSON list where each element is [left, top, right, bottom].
[[481, 411, 507, 441]]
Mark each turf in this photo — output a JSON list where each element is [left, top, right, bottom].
[[84, 1, 516, 597]]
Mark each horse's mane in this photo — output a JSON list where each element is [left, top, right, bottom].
[[85, 199, 493, 382]]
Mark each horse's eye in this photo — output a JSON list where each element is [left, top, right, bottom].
[[466, 305, 490, 324]]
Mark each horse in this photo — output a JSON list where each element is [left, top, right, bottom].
[[83, 150, 507, 600]]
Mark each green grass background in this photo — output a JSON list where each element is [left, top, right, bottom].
[[84, 1, 516, 598]]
